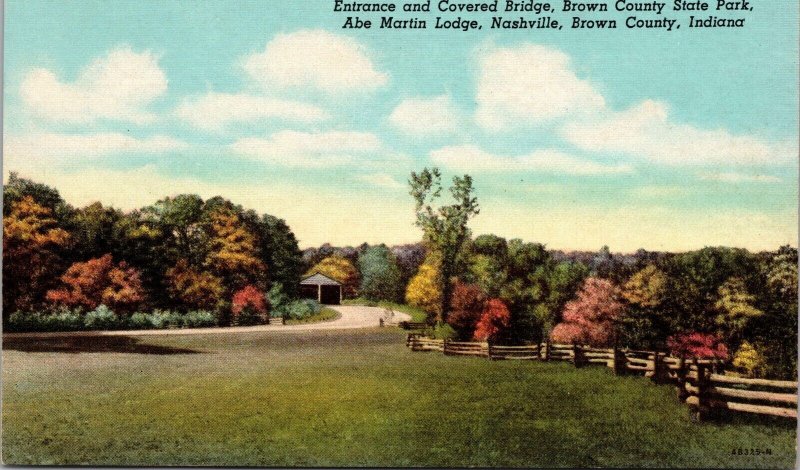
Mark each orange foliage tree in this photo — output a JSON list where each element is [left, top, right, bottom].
[[473, 298, 511, 342], [3, 196, 71, 312], [447, 282, 486, 339], [166, 259, 225, 311], [46, 254, 145, 313]]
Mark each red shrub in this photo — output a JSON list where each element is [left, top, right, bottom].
[[667, 332, 729, 360], [473, 298, 511, 342], [232, 285, 267, 316]]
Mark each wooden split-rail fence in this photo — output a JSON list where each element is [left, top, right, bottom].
[[406, 334, 798, 422]]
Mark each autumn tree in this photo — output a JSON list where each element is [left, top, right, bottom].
[[3, 196, 71, 313], [205, 208, 266, 292], [618, 265, 670, 348], [714, 276, 764, 345], [166, 259, 225, 312], [46, 254, 145, 313], [307, 255, 359, 298], [405, 253, 443, 320], [550, 277, 624, 347], [447, 282, 486, 340], [409, 167, 479, 323], [474, 298, 511, 343]]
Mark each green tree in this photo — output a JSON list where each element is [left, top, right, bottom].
[[358, 245, 402, 302], [408, 167, 479, 323]]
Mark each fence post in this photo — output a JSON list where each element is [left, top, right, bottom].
[[487, 341, 494, 360], [613, 345, 626, 375], [542, 341, 550, 361], [675, 357, 688, 402], [443, 338, 449, 356], [651, 351, 663, 384], [573, 344, 583, 368], [690, 360, 710, 422], [379, 318, 384, 328]]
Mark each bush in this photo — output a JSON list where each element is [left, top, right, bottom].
[[146, 310, 181, 329], [7, 310, 83, 332], [84, 305, 119, 330], [127, 312, 154, 330], [183, 310, 217, 328], [732, 341, 768, 377], [285, 299, 322, 320], [232, 285, 268, 326]]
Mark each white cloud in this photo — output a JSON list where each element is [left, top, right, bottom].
[[699, 172, 782, 183], [20, 47, 167, 125], [430, 144, 633, 175], [357, 173, 406, 190], [562, 100, 797, 166], [175, 92, 329, 131], [474, 43, 605, 131], [388, 95, 460, 135], [230, 130, 383, 167], [5, 132, 189, 160], [243, 29, 388, 94]]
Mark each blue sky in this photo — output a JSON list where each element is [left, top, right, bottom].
[[4, 0, 798, 251]]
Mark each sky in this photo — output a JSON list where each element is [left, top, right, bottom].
[[3, 0, 798, 251]]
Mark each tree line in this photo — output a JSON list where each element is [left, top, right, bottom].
[[3, 170, 797, 379]]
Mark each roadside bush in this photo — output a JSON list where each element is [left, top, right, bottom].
[[84, 305, 119, 330], [232, 285, 268, 326], [285, 299, 322, 320], [183, 310, 217, 328], [7, 309, 84, 332], [127, 312, 154, 330], [147, 310, 182, 329]]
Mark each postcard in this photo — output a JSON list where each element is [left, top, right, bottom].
[[2, 0, 798, 467]]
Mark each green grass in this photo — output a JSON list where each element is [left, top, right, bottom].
[[342, 298, 428, 322], [284, 307, 340, 325], [2, 329, 795, 467]]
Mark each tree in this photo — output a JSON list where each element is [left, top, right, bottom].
[[166, 259, 225, 312], [205, 208, 266, 292], [474, 299, 511, 342], [46, 254, 145, 313], [258, 214, 304, 298], [409, 168, 479, 323], [405, 254, 443, 320], [307, 255, 359, 298], [550, 278, 624, 347], [447, 282, 486, 340], [3, 196, 71, 313], [358, 245, 402, 302], [714, 276, 764, 345], [391, 243, 427, 289], [618, 265, 670, 348]]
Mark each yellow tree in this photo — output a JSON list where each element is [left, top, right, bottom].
[[307, 255, 359, 298], [205, 209, 266, 292], [405, 253, 443, 320], [3, 196, 70, 312]]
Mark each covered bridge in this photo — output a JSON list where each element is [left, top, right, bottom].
[[300, 273, 343, 305]]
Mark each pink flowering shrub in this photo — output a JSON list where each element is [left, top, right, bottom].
[[550, 277, 624, 347], [667, 332, 729, 360]]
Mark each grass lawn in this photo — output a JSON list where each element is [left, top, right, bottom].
[[2, 328, 795, 467], [284, 307, 340, 325]]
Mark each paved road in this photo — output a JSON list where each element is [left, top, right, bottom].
[[1, 305, 412, 339]]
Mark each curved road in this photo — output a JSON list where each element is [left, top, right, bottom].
[[1, 306, 412, 339]]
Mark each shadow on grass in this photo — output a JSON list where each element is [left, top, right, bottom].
[[2, 335, 204, 355]]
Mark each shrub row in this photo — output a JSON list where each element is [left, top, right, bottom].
[[6, 306, 217, 333]]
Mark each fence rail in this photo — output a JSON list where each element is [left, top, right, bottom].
[[406, 334, 798, 422]]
